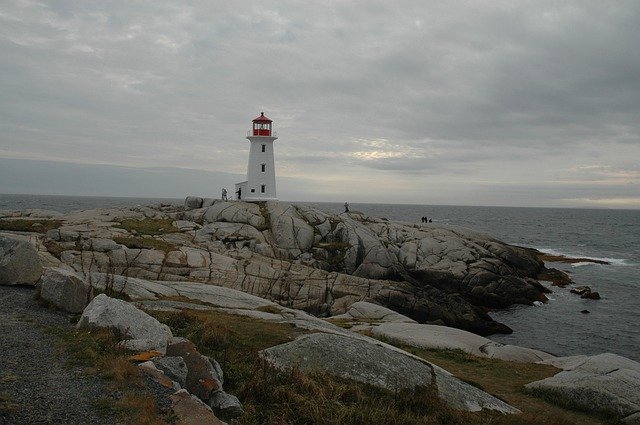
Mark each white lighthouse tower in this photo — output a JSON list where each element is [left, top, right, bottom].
[[234, 112, 278, 201]]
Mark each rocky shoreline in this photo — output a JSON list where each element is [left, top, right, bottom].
[[1, 198, 638, 424], [2, 198, 570, 335]]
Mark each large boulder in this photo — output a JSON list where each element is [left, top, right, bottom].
[[260, 332, 519, 413], [77, 294, 173, 353], [166, 338, 223, 402], [39, 267, 90, 313], [184, 196, 204, 210], [526, 353, 640, 421], [170, 389, 226, 425], [202, 201, 266, 229], [0, 234, 43, 285], [266, 202, 315, 255], [153, 356, 189, 388], [327, 216, 394, 279], [195, 222, 265, 245], [208, 391, 244, 419]]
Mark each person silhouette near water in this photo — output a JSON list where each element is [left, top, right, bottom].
[[221, 188, 227, 201], [344, 202, 349, 212]]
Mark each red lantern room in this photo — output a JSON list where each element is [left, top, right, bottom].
[[252, 112, 272, 136]]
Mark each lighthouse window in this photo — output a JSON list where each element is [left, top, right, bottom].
[[261, 164, 265, 172], [261, 144, 265, 152], [261, 185, 266, 193]]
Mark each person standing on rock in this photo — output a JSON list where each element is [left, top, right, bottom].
[[236, 187, 242, 200], [221, 188, 227, 201], [344, 202, 349, 213]]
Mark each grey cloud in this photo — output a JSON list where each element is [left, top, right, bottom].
[[1, 1, 639, 207]]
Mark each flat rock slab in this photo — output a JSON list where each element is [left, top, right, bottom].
[[331, 301, 417, 324], [371, 322, 554, 363], [260, 332, 518, 413], [527, 353, 640, 420]]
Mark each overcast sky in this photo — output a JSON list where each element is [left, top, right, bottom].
[[1, 1, 639, 208]]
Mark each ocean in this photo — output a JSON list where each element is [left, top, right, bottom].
[[2, 194, 639, 361]]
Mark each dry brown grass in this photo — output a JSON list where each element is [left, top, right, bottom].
[[115, 219, 179, 236], [152, 309, 471, 424], [116, 395, 166, 425]]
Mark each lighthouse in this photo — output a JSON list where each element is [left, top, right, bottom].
[[234, 112, 278, 201]]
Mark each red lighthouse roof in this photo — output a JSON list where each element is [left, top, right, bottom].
[[252, 112, 272, 123]]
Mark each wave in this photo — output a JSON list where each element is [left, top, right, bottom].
[[535, 247, 631, 267]]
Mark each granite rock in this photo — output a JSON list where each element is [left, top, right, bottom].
[[77, 294, 173, 354], [0, 234, 43, 285]]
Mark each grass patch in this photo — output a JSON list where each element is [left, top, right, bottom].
[[151, 309, 477, 424], [48, 326, 169, 424], [255, 305, 283, 314], [325, 317, 356, 329], [113, 236, 175, 253], [115, 219, 179, 236], [152, 309, 299, 391], [0, 219, 62, 233], [150, 308, 615, 424]]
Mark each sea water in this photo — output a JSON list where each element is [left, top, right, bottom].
[[2, 194, 638, 361]]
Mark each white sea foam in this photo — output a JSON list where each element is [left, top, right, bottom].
[[535, 247, 629, 266]]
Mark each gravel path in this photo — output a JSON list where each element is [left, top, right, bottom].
[[0, 286, 115, 425]]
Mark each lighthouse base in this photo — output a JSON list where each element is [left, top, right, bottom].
[[234, 181, 278, 202], [244, 197, 278, 202]]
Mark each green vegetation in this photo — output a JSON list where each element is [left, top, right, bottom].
[[49, 326, 168, 424], [0, 219, 62, 233], [115, 218, 178, 236], [113, 236, 175, 253]]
